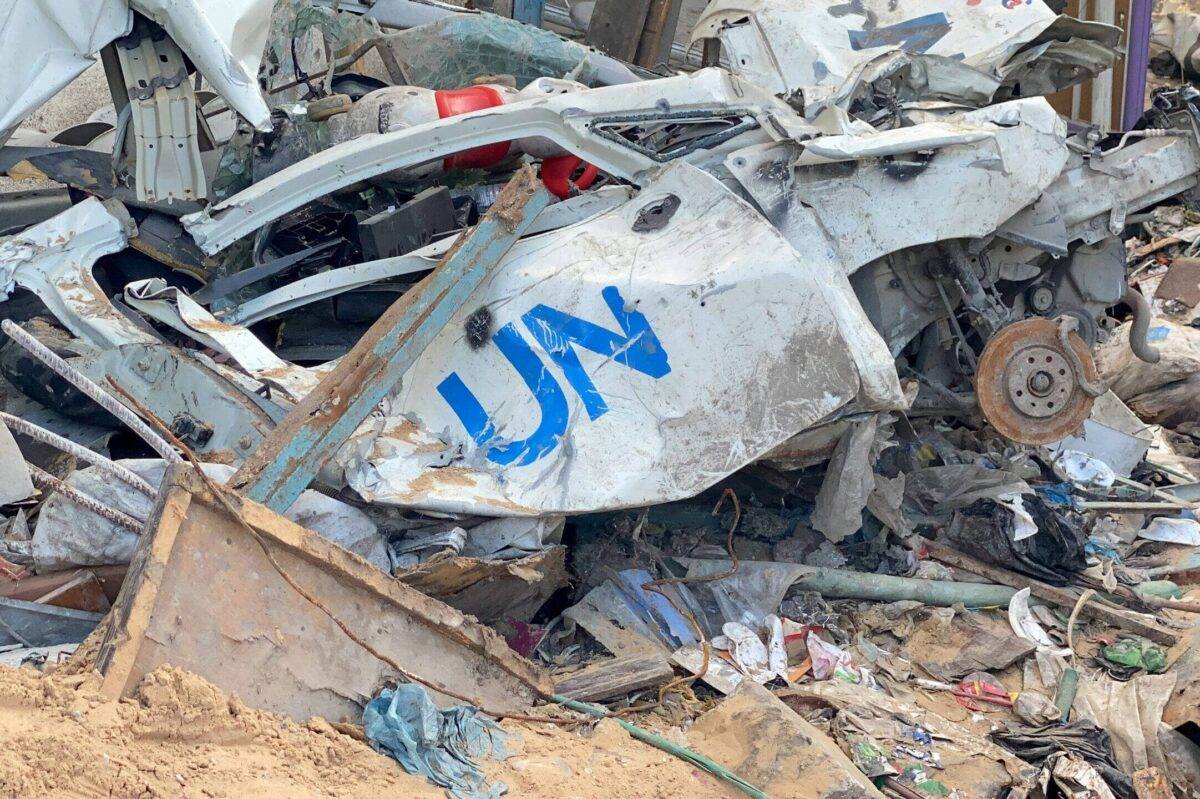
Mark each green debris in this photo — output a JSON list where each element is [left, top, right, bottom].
[[916, 778, 951, 798], [384, 14, 624, 89], [1134, 580, 1184, 601], [1101, 638, 1168, 673]]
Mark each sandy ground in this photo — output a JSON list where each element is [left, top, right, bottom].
[[22, 64, 111, 138], [0, 665, 441, 799], [0, 661, 737, 799], [0, 64, 110, 194]]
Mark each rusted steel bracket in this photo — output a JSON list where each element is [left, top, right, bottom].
[[230, 167, 553, 512]]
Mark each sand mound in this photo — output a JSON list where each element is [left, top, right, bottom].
[[0, 665, 439, 799], [0, 663, 736, 799]]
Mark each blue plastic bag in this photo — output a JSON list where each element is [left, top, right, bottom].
[[363, 684, 509, 799]]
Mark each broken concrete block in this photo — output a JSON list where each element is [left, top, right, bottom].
[[96, 464, 552, 722]]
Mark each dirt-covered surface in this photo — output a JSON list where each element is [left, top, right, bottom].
[[0, 661, 738, 799], [0, 664, 441, 799]]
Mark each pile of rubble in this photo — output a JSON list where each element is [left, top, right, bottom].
[[2, 0, 1200, 797]]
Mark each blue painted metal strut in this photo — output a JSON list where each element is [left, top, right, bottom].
[[230, 167, 553, 512], [512, 0, 545, 27]]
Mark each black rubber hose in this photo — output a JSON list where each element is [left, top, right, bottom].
[[1124, 286, 1161, 364]]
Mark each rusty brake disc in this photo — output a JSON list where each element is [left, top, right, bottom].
[[975, 317, 1099, 445]]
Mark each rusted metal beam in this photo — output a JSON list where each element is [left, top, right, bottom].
[[585, 0, 682, 68], [230, 167, 553, 512], [633, 0, 685, 69]]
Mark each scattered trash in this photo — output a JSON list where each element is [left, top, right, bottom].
[[1100, 639, 1169, 675], [1140, 517, 1200, 546], [1053, 450, 1118, 491], [945, 495, 1089, 585], [1009, 587, 1072, 656]]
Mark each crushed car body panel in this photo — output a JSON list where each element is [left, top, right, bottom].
[[690, 0, 1120, 108], [332, 162, 904, 515], [127, 0, 273, 132], [727, 98, 1069, 277], [0, 198, 149, 349], [0, 0, 272, 144], [0, 0, 131, 144], [0, 200, 286, 462], [181, 69, 802, 254]]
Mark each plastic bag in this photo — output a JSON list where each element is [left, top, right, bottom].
[[363, 684, 509, 799]]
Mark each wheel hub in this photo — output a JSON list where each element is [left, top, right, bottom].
[[975, 318, 1099, 445]]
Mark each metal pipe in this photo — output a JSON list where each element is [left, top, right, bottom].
[[0, 320, 182, 463], [790, 567, 1016, 607], [1123, 285, 1161, 364], [1101, 128, 1188, 156], [686, 560, 1017, 608], [0, 412, 156, 497], [26, 463, 144, 534]]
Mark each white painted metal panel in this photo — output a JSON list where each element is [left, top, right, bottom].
[[333, 162, 903, 515]]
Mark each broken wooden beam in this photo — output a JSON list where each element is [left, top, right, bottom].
[[586, 0, 683, 68], [33, 571, 111, 614], [586, 0, 653, 63], [97, 464, 552, 721], [555, 654, 674, 702], [230, 167, 552, 513], [633, 0, 684, 68], [923, 539, 1177, 647], [0, 565, 127, 606]]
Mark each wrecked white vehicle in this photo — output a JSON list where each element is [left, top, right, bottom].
[[0, 0, 1193, 518]]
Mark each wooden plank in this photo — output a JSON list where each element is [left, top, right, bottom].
[[394, 548, 568, 625], [587, 0, 654, 63], [34, 571, 111, 614], [923, 540, 1177, 647], [634, 0, 685, 68], [1154, 257, 1200, 307], [97, 465, 551, 720], [96, 478, 191, 696], [555, 654, 674, 702], [0, 565, 127, 605], [230, 167, 552, 513]]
